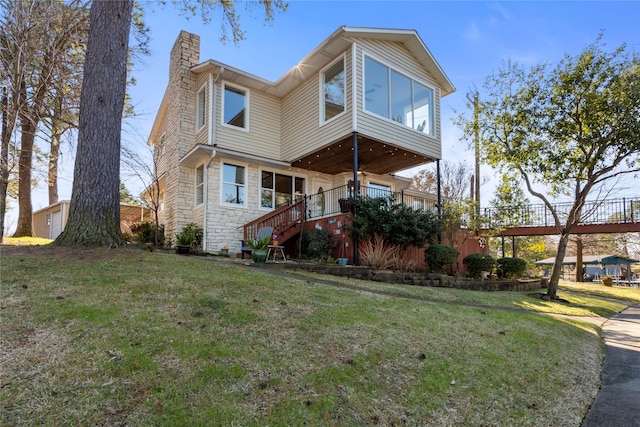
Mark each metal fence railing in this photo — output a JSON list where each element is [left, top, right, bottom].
[[304, 184, 439, 220], [482, 197, 639, 228]]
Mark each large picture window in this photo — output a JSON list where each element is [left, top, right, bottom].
[[322, 57, 345, 122], [222, 163, 245, 205], [261, 171, 304, 209], [223, 84, 247, 129], [364, 56, 435, 136]]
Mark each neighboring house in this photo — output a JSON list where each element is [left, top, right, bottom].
[[148, 26, 456, 256], [534, 254, 640, 283], [32, 201, 151, 240]]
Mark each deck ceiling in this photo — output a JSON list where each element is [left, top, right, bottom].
[[291, 135, 436, 175]]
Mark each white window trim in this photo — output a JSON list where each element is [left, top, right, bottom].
[[195, 163, 205, 208], [196, 84, 207, 132], [319, 54, 347, 126], [258, 168, 307, 211], [220, 160, 248, 208], [361, 52, 437, 137], [221, 82, 250, 132], [159, 132, 166, 155]]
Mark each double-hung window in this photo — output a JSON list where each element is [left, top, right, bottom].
[[321, 57, 345, 122], [223, 84, 247, 129], [222, 163, 246, 205], [196, 87, 206, 130], [261, 171, 305, 209], [366, 182, 392, 199], [364, 56, 435, 136], [195, 165, 204, 206]]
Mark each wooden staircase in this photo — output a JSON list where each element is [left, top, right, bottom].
[[243, 199, 305, 244]]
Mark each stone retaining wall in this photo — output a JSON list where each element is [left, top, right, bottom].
[[271, 263, 547, 292]]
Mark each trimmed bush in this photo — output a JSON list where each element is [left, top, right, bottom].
[[301, 228, 336, 261], [425, 244, 459, 273], [497, 257, 527, 278], [463, 253, 496, 278], [131, 221, 165, 246]]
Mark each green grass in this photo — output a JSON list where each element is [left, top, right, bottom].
[[1, 245, 637, 426]]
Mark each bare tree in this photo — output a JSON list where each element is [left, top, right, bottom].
[[121, 135, 163, 246], [1, 0, 89, 237], [411, 160, 484, 201]]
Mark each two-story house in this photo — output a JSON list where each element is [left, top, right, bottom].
[[147, 26, 455, 256]]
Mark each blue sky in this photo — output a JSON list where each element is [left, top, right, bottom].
[[28, 1, 640, 220]]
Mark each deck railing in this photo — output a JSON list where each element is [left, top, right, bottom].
[[305, 184, 439, 220], [482, 197, 639, 228]]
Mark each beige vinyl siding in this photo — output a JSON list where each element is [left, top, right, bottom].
[[215, 81, 282, 160], [281, 48, 353, 161], [354, 39, 442, 160]]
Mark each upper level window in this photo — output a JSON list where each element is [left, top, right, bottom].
[[322, 57, 345, 122], [223, 84, 247, 129], [196, 87, 206, 130], [222, 163, 246, 205], [195, 165, 204, 206], [364, 56, 435, 136], [159, 132, 166, 155]]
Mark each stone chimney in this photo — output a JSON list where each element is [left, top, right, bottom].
[[163, 31, 201, 241]]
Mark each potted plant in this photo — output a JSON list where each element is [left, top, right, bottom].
[[175, 223, 202, 255], [219, 245, 229, 256], [175, 230, 193, 255], [248, 234, 271, 264], [602, 275, 613, 287], [271, 233, 279, 246]]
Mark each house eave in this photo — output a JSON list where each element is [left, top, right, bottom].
[[190, 26, 455, 98], [179, 144, 291, 169]]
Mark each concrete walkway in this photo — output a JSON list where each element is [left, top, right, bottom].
[[582, 304, 640, 427]]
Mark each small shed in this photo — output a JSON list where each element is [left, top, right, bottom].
[[534, 254, 639, 284]]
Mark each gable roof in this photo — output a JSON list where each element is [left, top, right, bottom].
[[191, 26, 455, 98]]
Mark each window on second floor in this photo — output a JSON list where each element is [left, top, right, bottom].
[[196, 87, 206, 130], [321, 57, 345, 122], [223, 84, 247, 129], [159, 132, 166, 155], [364, 56, 435, 136], [195, 164, 204, 206]]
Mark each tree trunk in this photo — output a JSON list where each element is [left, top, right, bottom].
[[54, 0, 132, 247], [48, 120, 61, 205], [0, 89, 10, 242], [547, 231, 571, 299], [575, 236, 584, 283], [13, 119, 35, 237]]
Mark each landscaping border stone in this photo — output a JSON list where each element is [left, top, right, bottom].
[[266, 262, 547, 292]]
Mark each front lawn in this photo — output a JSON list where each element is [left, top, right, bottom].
[[2, 245, 634, 426]]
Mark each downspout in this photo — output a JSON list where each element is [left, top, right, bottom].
[[437, 159, 442, 243], [202, 68, 223, 251]]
